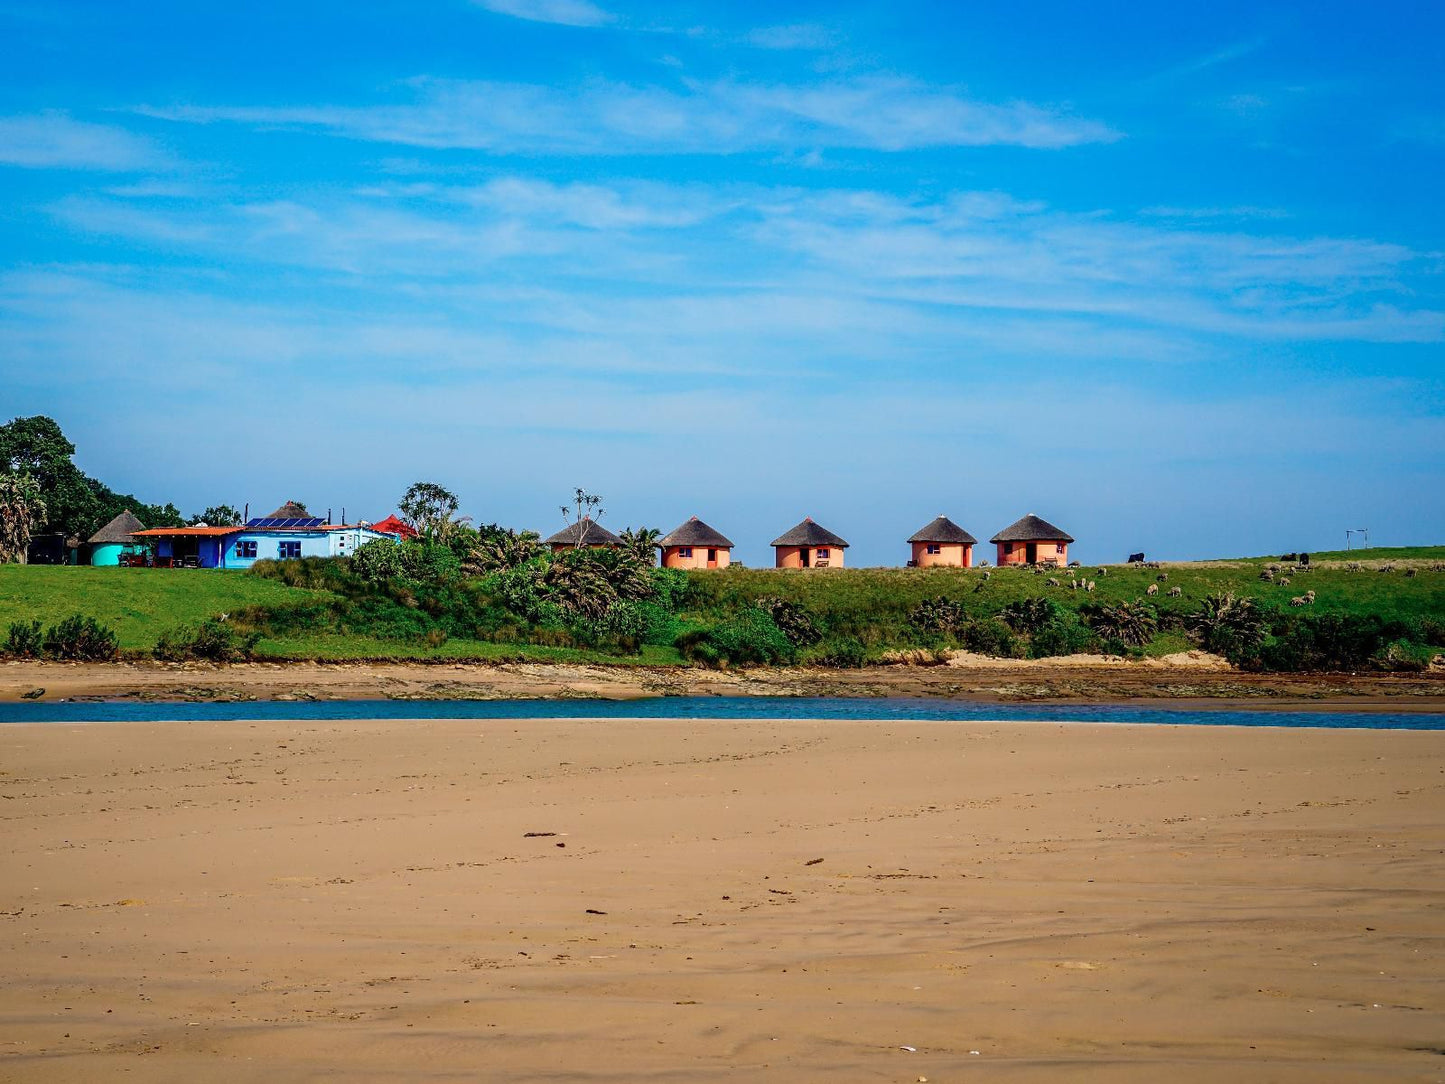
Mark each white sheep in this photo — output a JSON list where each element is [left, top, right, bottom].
[[1146, 583, 1159, 596], [1168, 586, 1182, 597]]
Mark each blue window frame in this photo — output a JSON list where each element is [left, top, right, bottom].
[[926, 543, 941, 554], [678, 547, 693, 558], [235, 540, 257, 559], [816, 548, 830, 559], [278, 541, 302, 560]]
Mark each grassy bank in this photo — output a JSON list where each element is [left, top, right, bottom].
[[2, 546, 1441, 668]]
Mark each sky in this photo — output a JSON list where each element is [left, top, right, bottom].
[[1, 0, 1442, 566]]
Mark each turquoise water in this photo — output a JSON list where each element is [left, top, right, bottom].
[[0, 697, 1439, 730]]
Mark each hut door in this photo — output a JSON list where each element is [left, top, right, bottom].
[[1026, 543, 1037, 563], [800, 547, 810, 568]]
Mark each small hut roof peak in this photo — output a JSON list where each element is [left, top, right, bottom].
[[659, 516, 734, 549], [771, 518, 849, 548], [907, 514, 978, 545], [88, 510, 146, 545], [990, 513, 1074, 544]]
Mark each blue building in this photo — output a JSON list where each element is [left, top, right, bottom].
[[130, 505, 401, 569]]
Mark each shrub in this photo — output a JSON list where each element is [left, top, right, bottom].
[[960, 618, 1023, 658], [1083, 600, 1158, 647], [154, 619, 260, 662], [5, 620, 43, 658], [42, 615, 120, 661], [1257, 613, 1389, 672], [1029, 614, 1099, 658], [351, 539, 407, 583], [908, 596, 968, 637], [1187, 593, 1269, 665], [676, 608, 792, 667], [814, 635, 867, 668], [757, 597, 823, 647], [1000, 598, 1059, 635]]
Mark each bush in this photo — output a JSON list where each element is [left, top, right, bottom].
[[1000, 598, 1059, 635], [757, 597, 823, 647], [42, 615, 119, 661], [814, 635, 867, 668], [676, 608, 793, 667], [351, 539, 407, 583], [1257, 613, 1390, 672], [1084, 600, 1158, 647], [908, 596, 968, 637], [960, 618, 1023, 658], [5, 620, 43, 658], [1029, 614, 1099, 658], [154, 619, 260, 662]]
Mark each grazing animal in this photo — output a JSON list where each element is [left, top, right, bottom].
[[1289, 596, 1308, 607], [1260, 570, 1275, 581], [1348, 562, 1362, 572], [1405, 568, 1418, 578], [1086, 580, 1096, 592], [1279, 577, 1291, 586], [1168, 586, 1182, 597], [1096, 567, 1108, 576], [1146, 583, 1159, 596], [1127, 552, 1145, 564], [1047, 577, 1061, 587], [1305, 590, 1316, 601], [1156, 572, 1169, 582]]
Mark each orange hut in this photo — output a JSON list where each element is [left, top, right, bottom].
[[658, 516, 734, 569], [990, 513, 1074, 567], [907, 514, 977, 567], [542, 517, 622, 553], [771, 517, 848, 569]]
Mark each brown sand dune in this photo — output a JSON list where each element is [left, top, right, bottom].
[[1, 717, 1442, 1081]]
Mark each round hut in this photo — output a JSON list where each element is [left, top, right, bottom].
[[87, 510, 146, 566], [658, 516, 734, 569], [990, 513, 1074, 567], [771, 517, 848, 569], [907, 514, 978, 568], [542, 517, 623, 553]]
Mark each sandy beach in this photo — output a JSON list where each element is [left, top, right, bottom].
[[1, 715, 1442, 1082]]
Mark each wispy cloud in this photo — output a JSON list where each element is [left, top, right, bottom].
[[138, 75, 1121, 154], [471, 0, 613, 28], [1148, 36, 1268, 83], [1140, 205, 1290, 221], [745, 24, 840, 51], [0, 112, 169, 171]]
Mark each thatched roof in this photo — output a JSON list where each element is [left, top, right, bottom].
[[266, 500, 310, 519], [659, 516, 734, 549], [907, 514, 978, 545], [542, 518, 623, 547], [771, 517, 849, 548], [990, 513, 1074, 544], [88, 510, 145, 545]]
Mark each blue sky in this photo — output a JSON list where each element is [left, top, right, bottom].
[[2, 0, 1442, 564]]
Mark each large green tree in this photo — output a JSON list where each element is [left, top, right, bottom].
[[0, 472, 46, 563], [0, 415, 186, 539]]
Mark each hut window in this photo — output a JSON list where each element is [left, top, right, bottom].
[[926, 544, 941, 555], [235, 541, 257, 559], [278, 541, 302, 560], [1056, 543, 1065, 554], [707, 549, 717, 562], [816, 548, 830, 559], [678, 547, 693, 558], [1004, 543, 1013, 554]]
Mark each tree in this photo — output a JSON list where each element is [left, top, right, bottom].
[[193, 504, 243, 527], [559, 488, 604, 547], [617, 526, 661, 567], [399, 482, 469, 543], [0, 415, 95, 538], [0, 473, 46, 564]]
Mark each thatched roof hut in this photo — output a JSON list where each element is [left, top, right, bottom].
[[659, 516, 734, 550], [542, 518, 623, 548], [989, 514, 1074, 544], [907, 515, 978, 546], [88, 510, 146, 545]]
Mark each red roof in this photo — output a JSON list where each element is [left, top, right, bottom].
[[369, 514, 417, 538], [131, 526, 237, 538]]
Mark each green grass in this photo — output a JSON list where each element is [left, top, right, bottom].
[[0, 566, 336, 650]]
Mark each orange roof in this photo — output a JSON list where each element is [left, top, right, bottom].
[[131, 526, 238, 537]]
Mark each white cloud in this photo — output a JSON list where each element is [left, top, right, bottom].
[[745, 24, 839, 50], [471, 0, 613, 28], [137, 75, 1120, 154], [0, 112, 168, 171]]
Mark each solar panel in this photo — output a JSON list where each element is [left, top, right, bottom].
[[245, 517, 327, 529]]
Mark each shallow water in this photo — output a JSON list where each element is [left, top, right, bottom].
[[0, 696, 1440, 729]]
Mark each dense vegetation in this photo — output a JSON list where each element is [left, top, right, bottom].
[[2, 545, 1442, 673]]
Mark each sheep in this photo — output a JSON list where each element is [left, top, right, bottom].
[[1279, 577, 1291, 587], [1096, 567, 1108, 576], [1086, 580, 1096, 591], [1146, 583, 1159, 596], [1405, 568, 1418, 578], [1260, 569, 1275, 582], [1156, 572, 1169, 582], [1289, 596, 1308, 607], [1305, 590, 1316, 601], [1047, 577, 1061, 587], [1168, 586, 1182, 597]]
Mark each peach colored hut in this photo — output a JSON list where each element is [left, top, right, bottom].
[[658, 516, 734, 570], [907, 514, 977, 568], [771, 517, 848, 569], [542, 517, 623, 554], [990, 513, 1074, 567]]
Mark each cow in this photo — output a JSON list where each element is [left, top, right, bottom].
[[1127, 552, 1145, 564]]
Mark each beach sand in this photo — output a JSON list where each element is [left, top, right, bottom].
[[1, 716, 1442, 1081]]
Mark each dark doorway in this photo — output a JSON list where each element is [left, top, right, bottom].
[[1026, 542, 1037, 563], [800, 547, 810, 568]]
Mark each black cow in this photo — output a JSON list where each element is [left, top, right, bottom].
[[1127, 552, 1145, 564]]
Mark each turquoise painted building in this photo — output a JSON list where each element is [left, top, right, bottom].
[[86, 510, 146, 566]]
